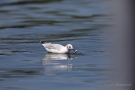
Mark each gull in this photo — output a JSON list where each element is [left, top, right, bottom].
[[38, 40, 77, 54]]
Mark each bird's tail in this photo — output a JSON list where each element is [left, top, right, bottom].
[[38, 39, 44, 44]]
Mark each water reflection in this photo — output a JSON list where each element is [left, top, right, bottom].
[[42, 53, 77, 60], [41, 53, 77, 75]]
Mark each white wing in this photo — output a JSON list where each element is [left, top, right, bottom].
[[42, 43, 64, 51]]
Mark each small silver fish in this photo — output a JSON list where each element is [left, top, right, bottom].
[[74, 50, 78, 54]]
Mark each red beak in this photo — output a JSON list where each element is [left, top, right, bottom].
[[72, 49, 75, 51]]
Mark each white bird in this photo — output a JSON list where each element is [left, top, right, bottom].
[[38, 40, 77, 54]]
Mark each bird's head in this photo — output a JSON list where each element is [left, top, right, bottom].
[[66, 44, 74, 50]]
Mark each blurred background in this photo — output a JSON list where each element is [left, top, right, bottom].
[[0, 0, 114, 90]]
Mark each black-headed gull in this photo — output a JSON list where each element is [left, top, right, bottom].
[[38, 40, 77, 54]]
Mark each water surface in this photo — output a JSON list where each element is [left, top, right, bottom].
[[0, 0, 112, 90]]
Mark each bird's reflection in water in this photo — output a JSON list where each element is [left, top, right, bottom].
[[41, 53, 77, 75]]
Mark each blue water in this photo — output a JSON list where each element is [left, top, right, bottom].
[[0, 0, 112, 90]]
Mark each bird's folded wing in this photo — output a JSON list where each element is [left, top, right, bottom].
[[44, 44, 64, 51]]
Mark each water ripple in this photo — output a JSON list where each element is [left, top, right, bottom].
[[0, 0, 112, 90]]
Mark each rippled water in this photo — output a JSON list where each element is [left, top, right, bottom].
[[0, 0, 112, 90]]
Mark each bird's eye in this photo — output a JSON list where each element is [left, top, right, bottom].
[[68, 46, 71, 48]]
